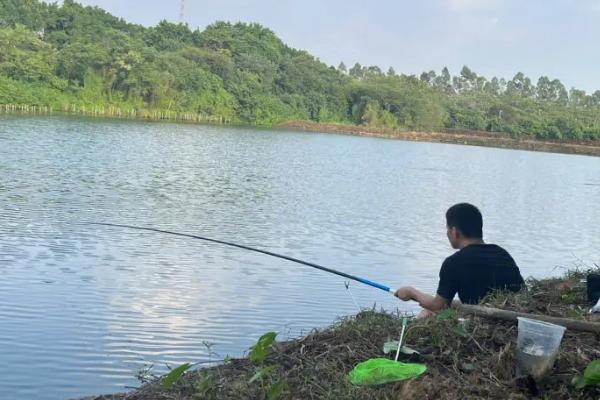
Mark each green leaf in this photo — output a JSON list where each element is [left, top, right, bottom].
[[162, 363, 191, 389], [400, 346, 420, 355], [573, 374, 586, 390], [382, 341, 419, 355], [383, 340, 398, 355], [193, 372, 213, 397], [435, 309, 458, 321], [249, 332, 277, 364], [248, 365, 277, 384], [267, 378, 287, 400], [583, 359, 600, 386], [223, 354, 231, 364]]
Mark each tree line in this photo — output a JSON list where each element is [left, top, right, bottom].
[[0, 0, 598, 140]]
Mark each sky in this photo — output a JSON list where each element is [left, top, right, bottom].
[[75, 0, 600, 92]]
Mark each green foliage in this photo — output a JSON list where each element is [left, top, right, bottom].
[[193, 371, 214, 398], [0, 0, 600, 140], [249, 332, 277, 364], [434, 308, 458, 321], [248, 365, 277, 384], [0, 0, 46, 30], [349, 75, 446, 131], [574, 360, 600, 389], [162, 362, 191, 389], [247, 332, 287, 399], [0, 25, 62, 86], [584, 360, 600, 386], [382, 341, 420, 355], [266, 378, 287, 400]]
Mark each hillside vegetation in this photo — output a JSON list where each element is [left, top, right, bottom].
[[1, 0, 600, 140]]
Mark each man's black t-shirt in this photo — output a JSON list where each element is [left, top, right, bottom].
[[436, 244, 524, 304]]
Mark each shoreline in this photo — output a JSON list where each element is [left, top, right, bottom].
[[2, 109, 600, 157], [278, 121, 600, 157], [78, 267, 600, 400], [0, 110, 600, 157]]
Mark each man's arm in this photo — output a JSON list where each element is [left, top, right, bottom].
[[394, 286, 449, 312], [395, 257, 458, 312]]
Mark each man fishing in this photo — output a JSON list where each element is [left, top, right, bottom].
[[394, 203, 524, 317]]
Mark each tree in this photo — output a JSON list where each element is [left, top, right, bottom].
[[349, 62, 363, 79], [506, 72, 535, 97], [420, 70, 436, 84], [433, 67, 454, 94], [536, 76, 567, 103], [569, 88, 589, 107], [483, 77, 501, 95], [143, 20, 193, 51], [0, 0, 47, 31], [591, 90, 600, 106], [0, 25, 60, 85], [366, 65, 383, 77]]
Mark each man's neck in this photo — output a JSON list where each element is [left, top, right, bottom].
[[458, 238, 484, 249]]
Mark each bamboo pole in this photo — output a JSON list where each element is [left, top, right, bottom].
[[454, 302, 600, 334]]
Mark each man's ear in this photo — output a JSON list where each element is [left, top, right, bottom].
[[452, 227, 461, 240]]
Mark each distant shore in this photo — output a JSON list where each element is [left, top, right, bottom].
[[278, 121, 600, 157], [2, 108, 599, 157]]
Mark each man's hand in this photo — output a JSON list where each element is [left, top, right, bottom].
[[395, 286, 449, 312], [394, 286, 414, 301]]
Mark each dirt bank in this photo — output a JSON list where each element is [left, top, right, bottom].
[[277, 121, 600, 157]]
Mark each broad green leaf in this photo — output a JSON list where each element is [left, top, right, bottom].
[[583, 359, 600, 386], [249, 332, 277, 364], [382, 341, 419, 355], [162, 363, 191, 389], [400, 346, 420, 355], [383, 340, 398, 354], [267, 378, 287, 400], [248, 365, 277, 384]]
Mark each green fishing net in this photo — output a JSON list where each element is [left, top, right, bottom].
[[348, 358, 427, 386]]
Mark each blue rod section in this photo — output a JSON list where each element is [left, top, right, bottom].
[[357, 277, 392, 293]]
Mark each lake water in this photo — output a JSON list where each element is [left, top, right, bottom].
[[1, 115, 599, 399]]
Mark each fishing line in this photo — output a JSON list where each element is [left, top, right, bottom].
[[344, 281, 363, 312], [90, 222, 396, 294]]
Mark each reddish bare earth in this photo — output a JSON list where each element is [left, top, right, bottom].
[[278, 121, 600, 157]]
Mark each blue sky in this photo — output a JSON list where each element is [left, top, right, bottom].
[[77, 0, 600, 92]]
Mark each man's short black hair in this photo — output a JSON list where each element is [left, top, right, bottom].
[[446, 203, 483, 239]]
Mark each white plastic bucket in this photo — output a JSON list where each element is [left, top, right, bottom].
[[516, 317, 566, 380]]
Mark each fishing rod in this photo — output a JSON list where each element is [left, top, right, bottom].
[[90, 222, 395, 294]]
